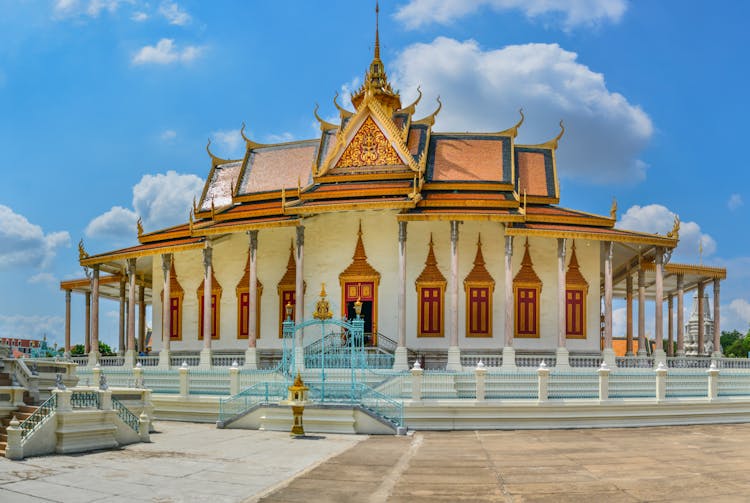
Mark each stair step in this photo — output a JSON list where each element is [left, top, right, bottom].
[[0, 434, 6, 442], [17, 406, 37, 414]]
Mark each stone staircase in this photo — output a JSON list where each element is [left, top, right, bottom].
[[0, 371, 38, 457]]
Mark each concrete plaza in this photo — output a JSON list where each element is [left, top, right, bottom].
[[1, 422, 750, 502]]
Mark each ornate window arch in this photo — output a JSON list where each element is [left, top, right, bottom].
[[565, 241, 588, 339], [464, 235, 495, 338], [513, 239, 542, 338], [416, 235, 446, 337], [163, 261, 184, 341]]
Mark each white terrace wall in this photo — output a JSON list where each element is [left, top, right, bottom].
[[151, 211, 601, 354]]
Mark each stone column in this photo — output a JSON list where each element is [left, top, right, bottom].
[[653, 248, 666, 365], [676, 274, 685, 356], [697, 282, 705, 356], [502, 234, 516, 369], [447, 220, 461, 371], [64, 290, 72, 357], [159, 254, 172, 368], [602, 241, 615, 366], [89, 265, 100, 367], [245, 230, 259, 369], [556, 238, 569, 368], [138, 283, 146, 354], [199, 245, 213, 368], [294, 226, 305, 371], [637, 266, 646, 356], [394, 221, 409, 370], [626, 272, 634, 356], [713, 279, 722, 358], [667, 296, 674, 357], [125, 258, 137, 367], [85, 291, 91, 354], [118, 276, 126, 356]]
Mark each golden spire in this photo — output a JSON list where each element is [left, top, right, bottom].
[[351, 1, 401, 111]]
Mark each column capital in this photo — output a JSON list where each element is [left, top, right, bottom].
[[676, 273, 684, 289], [126, 257, 137, 275], [161, 253, 172, 274], [557, 238, 567, 259], [398, 220, 407, 244], [296, 225, 305, 248], [450, 220, 460, 244], [65, 289, 71, 300], [504, 235, 513, 256], [247, 229, 259, 251], [655, 246, 664, 264], [202, 245, 213, 272]]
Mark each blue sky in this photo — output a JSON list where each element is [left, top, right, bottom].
[[2, 0, 750, 350]]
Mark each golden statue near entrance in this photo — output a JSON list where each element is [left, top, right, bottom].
[[312, 283, 333, 320]]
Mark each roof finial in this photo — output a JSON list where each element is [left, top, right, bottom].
[[375, 1, 380, 59]]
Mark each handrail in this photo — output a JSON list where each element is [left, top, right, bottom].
[[218, 381, 290, 424], [71, 391, 100, 408], [18, 393, 57, 440], [112, 396, 140, 432]]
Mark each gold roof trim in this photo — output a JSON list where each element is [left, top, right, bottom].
[[413, 96, 442, 126], [525, 120, 565, 150], [333, 91, 354, 120], [206, 138, 238, 168], [80, 240, 204, 267], [397, 212, 524, 223], [565, 241, 589, 288], [313, 104, 338, 132], [398, 86, 422, 115], [640, 261, 726, 280], [497, 109, 524, 138], [504, 227, 678, 247], [192, 218, 298, 237], [415, 234, 446, 286], [285, 199, 415, 215], [240, 122, 268, 150], [513, 239, 542, 286], [464, 234, 495, 286]]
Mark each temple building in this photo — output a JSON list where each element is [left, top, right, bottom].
[[60, 16, 726, 370]]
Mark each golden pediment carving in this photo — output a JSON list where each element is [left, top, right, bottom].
[[335, 116, 402, 168]]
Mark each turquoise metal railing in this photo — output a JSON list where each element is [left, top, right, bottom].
[[19, 394, 57, 440], [112, 396, 140, 432], [718, 372, 750, 396], [609, 372, 655, 398], [371, 371, 410, 399], [484, 371, 537, 399], [71, 391, 100, 408], [358, 383, 404, 428], [666, 371, 707, 398], [548, 371, 599, 399], [218, 381, 289, 424], [142, 369, 180, 393], [187, 369, 231, 396], [238, 368, 286, 389], [304, 351, 394, 369]]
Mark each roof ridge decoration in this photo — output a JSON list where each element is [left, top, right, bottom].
[[333, 91, 354, 120], [416, 234, 447, 285], [340, 221, 381, 280], [206, 138, 238, 168], [523, 120, 565, 150], [350, 1, 402, 112], [497, 109, 525, 138], [78, 239, 89, 261], [398, 86, 422, 116], [313, 104, 338, 132], [666, 215, 680, 241], [610, 198, 617, 221], [240, 122, 269, 150], [565, 241, 588, 288], [136, 217, 144, 238], [413, 96, 442, 126], [513, 238, 542, 286], [464, 234, 495, 285]]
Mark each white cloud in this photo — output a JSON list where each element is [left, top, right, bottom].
[[727, 299, 750, 331], [86, 170, 204, 238], [211, 129, 245, 158], [392, 38, 652, 183], [395, 0, 627, 30], [266, 132, 296, 144], [0, 314, 64, 342], [0, 205, 71, 270], [728, 193, 743, 211], [85, 205, 138, 239], [27, 272, 59, 286], [159, 0, 191, 25], [53, 0, 132, 19], [612, 306, 626, 338], [131, 10, 148, 21], [617, 204, 716, 262], [132, 171, 204, 230], [160, 129, 177, 141], [132, 38, 203, 66]]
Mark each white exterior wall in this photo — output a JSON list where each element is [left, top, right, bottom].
[[151, 212, 601, 353]]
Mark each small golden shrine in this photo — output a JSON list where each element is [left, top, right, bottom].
[[312, 283, 334, 320], [287, 372, 309, 437]]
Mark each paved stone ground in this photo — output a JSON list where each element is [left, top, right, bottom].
[[3, 423, 750, 502], [0, 422, 364, 503], [259, 424, 750, 503]]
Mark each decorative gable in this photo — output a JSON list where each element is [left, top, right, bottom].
[[335, 116, 402, 168]]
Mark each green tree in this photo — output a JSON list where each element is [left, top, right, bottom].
[[70, 344, 85, 355], [721, 330, 743, 353], [98, 342, 114, 355]]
